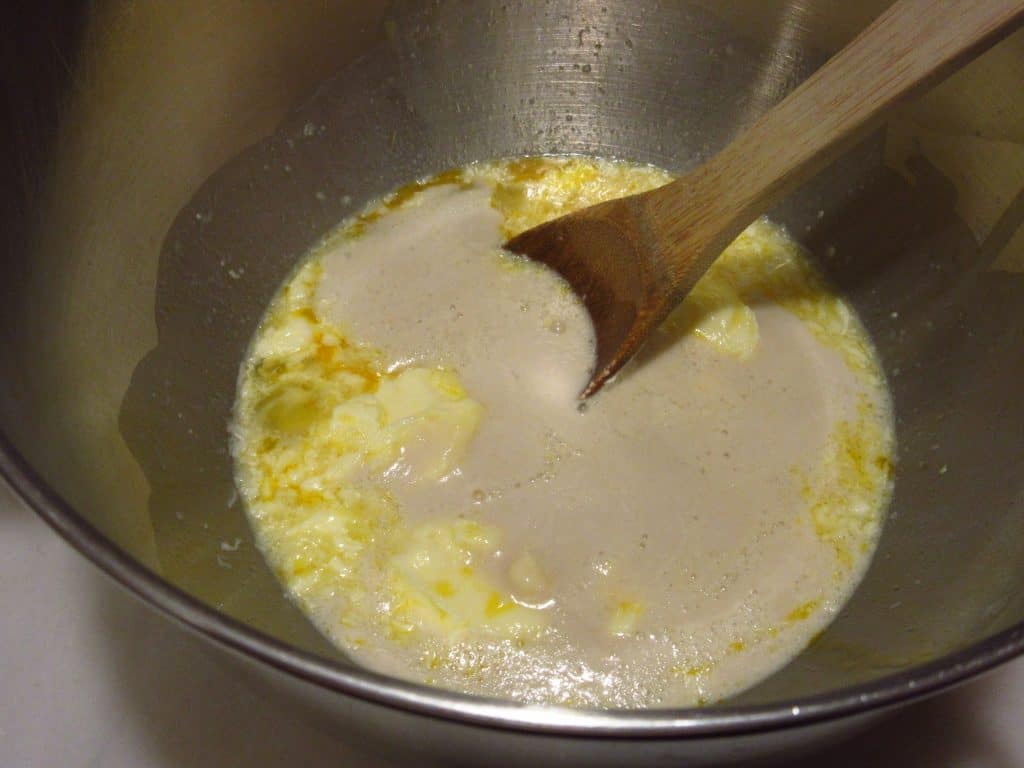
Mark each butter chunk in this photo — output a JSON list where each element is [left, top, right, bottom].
[[667, 275, 759, 359], [376, 367, 484, 483], [386, 519, 548, 642]]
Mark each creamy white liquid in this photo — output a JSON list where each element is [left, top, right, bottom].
[[285, 179, 887, 707]]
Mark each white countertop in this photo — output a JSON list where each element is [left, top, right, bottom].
[[3, 477, 1023, 768]]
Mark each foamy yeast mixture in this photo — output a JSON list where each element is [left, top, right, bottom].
[[232, 157, 894, 708]]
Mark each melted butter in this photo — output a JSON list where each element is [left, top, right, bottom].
[[232, 156, 894, 708]]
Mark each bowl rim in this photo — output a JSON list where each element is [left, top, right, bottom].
[[3, 432, 1022, 738]]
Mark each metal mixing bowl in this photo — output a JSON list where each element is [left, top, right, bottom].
[[2, 1, 1023, 765]]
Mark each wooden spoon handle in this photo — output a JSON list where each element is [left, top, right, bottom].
[[650, 0, 1024, 285]]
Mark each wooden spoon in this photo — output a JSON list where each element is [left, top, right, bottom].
[[505, 0, 1024, 398]]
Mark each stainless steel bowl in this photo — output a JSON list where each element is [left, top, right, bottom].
[[2, 1, 1023, 765]]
